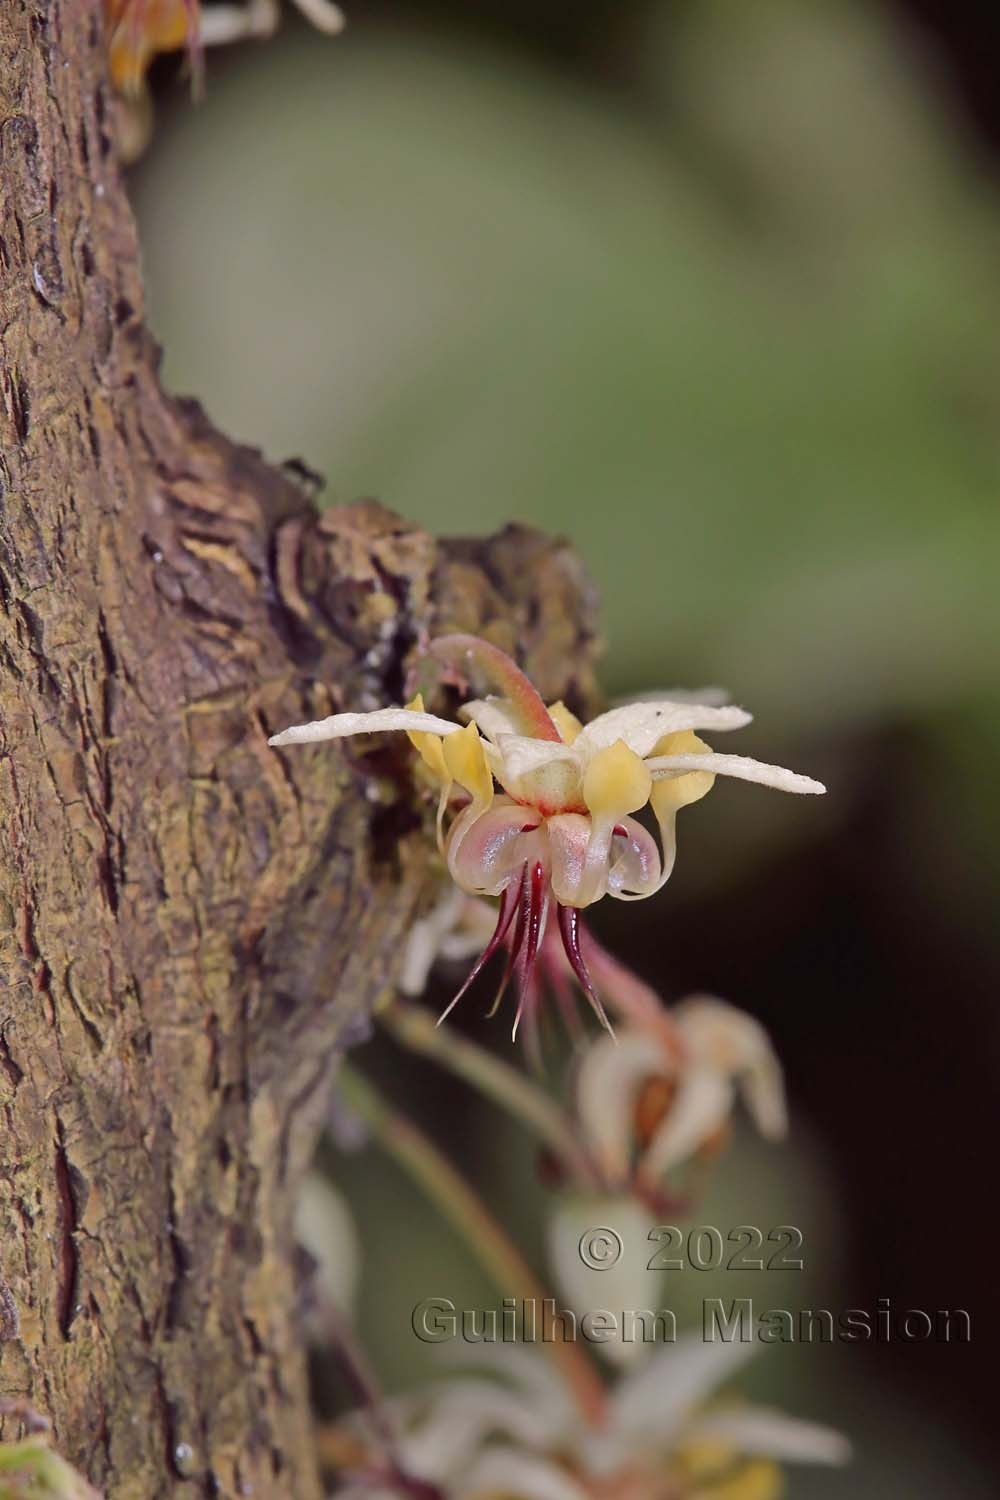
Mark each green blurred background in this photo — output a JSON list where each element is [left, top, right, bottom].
[[133, 1, 999, 1494]]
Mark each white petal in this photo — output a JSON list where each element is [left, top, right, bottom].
[[437, 896, 500, 962], [294, 1173, 360, 1331], [674, 998, 787, 1141], [462, 1448, 590, 1500], [268, 707, 461, 747], [493, 734, 582, 778], [575, 1032, 666, 1179], [647, 751, 825, 795], [575, 703, 752, 760], [461, 697, 525, 742], [397, 888, 467, 996], [548, 1195, 668, 1369], [398, 1382, 554, 1477], [644, 1067, 734, 1176], [689, 1406, 852, 1465], [197, 2, 278, 47], [489, 735, 584, 810], [442, 1345, 577, 1432], [610, 1334, 758, 1449], [740, 1056, 788, 1140], [613, 686, 732, 707], [291, 0, 346, 34]]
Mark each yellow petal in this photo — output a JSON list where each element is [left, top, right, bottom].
[[649, 731, 716, 814], [404, 693, 447, 780], [107, 0, 190, 94], [547, 700, 583, 744], [582, 739, 652, 820], [693, 1460, 784, 1500], [441, 720, 494, 805], [676, 1440, 733, 1480]]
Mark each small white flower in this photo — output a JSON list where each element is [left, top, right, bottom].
[[295, 1172, 361, 1339], [105, 0, 344, 101], [547, 1194, 660, 1369], [271, 634, 823, 1034], [575, 996, 787, 1191], [333, 1337, 849, 1499]]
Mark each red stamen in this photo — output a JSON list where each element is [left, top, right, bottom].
[[556, 905, 615, 1036], [548, 962, 585, 1044], [489, 865, 531, 1017], [436, 878, 520, 1026], [512, 862, 548, 1040], [517, 974, 545, 1072]]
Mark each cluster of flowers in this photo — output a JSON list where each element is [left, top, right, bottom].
[[271, 635, 845, 1500], [101, 1, 344, 157]]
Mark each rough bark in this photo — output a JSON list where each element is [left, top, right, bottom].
[[0, 5, 599, 1496]]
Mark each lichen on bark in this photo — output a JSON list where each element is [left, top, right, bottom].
[[0, 4, 598, 1495]]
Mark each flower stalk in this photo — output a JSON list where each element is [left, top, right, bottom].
[[338, 1064, 608, 1428], [380, 999, 602, 1188]]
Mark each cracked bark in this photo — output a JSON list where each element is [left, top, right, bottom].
[[0, 5, 599, 1496]]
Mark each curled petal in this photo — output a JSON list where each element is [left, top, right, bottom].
[[644, 1068, 734, 1176], [446, 798, 541, 897], [647, 751, 825, 795], [574, 702, 752, 759], [546, 814, 593, 906], [577, 817, 618, 909], [268, 707, 461, 747], [575, 1031, 666, 1180], [674, 996, 787, 1141], [606, 817, 662, 900]]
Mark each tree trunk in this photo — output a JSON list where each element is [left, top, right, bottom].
[[0, 6, 598, 1495]]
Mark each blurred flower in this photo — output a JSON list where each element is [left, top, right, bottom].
[[295, 1170, 361, 1341], [103, 0, 344, 159], [271, 635, 822, 1036], [328, 1338, 848, 1500], [575, 996, 786, 1200], [546, 1193, 659, 1370], [398, 888, 495, 1001], [105, 0, 197, 97]]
